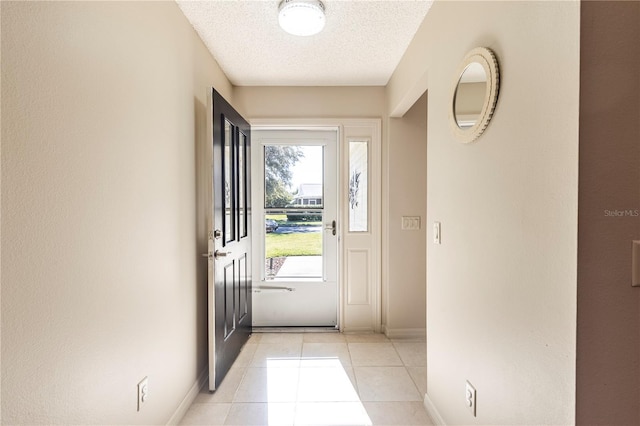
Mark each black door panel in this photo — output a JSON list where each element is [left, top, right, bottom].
[[209, 89, 252, 390]]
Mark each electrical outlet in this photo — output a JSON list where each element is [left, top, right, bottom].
[[465, 381, 476, 417], [137, 377, 148, 411]]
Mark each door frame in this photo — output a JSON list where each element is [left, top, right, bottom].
[[250, 118, 382, 332]]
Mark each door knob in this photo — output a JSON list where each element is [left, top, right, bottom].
[[201, 252, 212, 259], [214, 250, 231, 259], [324, 220, 337, 236]]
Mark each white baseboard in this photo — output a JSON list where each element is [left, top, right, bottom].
[[424, 393, 446, 425], [383, 327, 426, 339], [166, 367, 208, 425], [342, 326, 377, 334]]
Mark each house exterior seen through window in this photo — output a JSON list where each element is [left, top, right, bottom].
[[293, 183, 323, 207]]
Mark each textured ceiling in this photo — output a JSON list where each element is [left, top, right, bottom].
[[176, 0, 433, 86]]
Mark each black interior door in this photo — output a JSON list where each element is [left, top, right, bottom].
[[209, 89, 251, 390]]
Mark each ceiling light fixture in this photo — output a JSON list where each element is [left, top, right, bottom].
[[278, 0, 326, 37]]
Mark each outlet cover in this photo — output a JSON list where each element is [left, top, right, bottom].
[[465, 381, 476, 417], [137, 377, 148, 411]]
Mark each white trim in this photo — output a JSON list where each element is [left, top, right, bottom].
[[424, 393, 447, 426], [166, 368, 208, 425], [383, 327, 426, 339], [205, 90, 216, 392], [342, 326, 379, 334], [381, 118, 390, 337]]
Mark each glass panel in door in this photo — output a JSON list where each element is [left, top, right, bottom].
[[349, 140, 369, 232], [223, 119, 235, 244], [264, 145, 323, 280], [238, 132, 248, 238]]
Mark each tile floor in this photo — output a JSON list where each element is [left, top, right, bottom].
[[180, 332, 433, 426]]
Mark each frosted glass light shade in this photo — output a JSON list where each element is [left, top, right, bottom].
[[278, 0, 326, 37]]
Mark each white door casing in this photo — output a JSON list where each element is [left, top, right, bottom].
[[250, 119, 382, 332]]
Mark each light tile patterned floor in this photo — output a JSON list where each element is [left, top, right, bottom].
[[180, 333, 433, 426]]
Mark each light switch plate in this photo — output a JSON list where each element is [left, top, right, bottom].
[[433, 222, 441, 244], [402, 216, 421, 230]]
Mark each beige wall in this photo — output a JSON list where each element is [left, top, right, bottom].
[[1, 2, 231, 424], [233, 86, 385, 119], [388, 1, 580, 424], [384, 92, 427, 335], [577, 2, 640, 424]]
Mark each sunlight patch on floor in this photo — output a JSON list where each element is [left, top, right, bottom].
[[266, 357, 372, 425]]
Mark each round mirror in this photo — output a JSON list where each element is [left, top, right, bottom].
[[449, 47, 500, 143], [454, 62, 487, 129]]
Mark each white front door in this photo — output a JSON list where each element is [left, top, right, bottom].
[[251, 129, 338, 327]]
